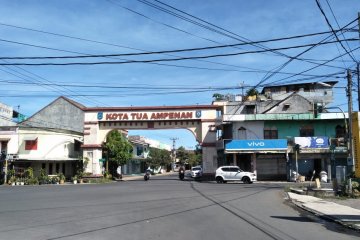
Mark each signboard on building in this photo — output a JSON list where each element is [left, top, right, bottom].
[[352, 112, 360, 177], [0, 102, 12, 120], [225, 139, 287, 151], [97, 111, 201, 121], [294, 137, 329, 149]]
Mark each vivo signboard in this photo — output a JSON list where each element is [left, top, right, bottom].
[[225, 139, 287, 151], [294, 137, 329, 148]]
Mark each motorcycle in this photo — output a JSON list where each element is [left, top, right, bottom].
[[144, 170, 151, 181], [179, 168, 185, 181]]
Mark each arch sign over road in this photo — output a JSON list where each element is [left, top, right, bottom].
[[82, 105, 220, 175]]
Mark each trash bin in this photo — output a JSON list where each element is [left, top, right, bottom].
[[320, 171, 327, 183]]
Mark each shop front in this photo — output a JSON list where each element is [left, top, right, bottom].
[[291, 137, 331, 181], [224, 139, 288, 180]]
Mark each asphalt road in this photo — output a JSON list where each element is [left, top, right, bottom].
[[0, 173, 359, 240]]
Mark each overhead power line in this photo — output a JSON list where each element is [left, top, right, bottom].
[[133, 0, 359, 84], [0, 38, 357, 66], [260, 46, 360, 87], [0, 20, 354, 71], [254, 18, 358, 87], [0, 71, 343, 90], [0, 34, 356, 60], [109, 0, 343, 72], [315, 0, 357, 62], [140, 0, 357, 72]]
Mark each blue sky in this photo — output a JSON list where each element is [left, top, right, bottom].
[[0, 0, 359, 148]]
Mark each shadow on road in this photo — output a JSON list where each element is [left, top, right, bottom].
[[271, 216, 314, 222]]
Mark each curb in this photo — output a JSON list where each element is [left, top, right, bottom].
[[286, 192, 360, 231]]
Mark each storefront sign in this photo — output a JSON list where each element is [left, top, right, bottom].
[[98, 111, 198, 121], [352, 112, 360, 177], [225, 139, 287, 151], [294, 137, 329, 149]]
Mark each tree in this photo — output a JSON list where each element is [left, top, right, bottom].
[[212, 93, 224, 101], [187, 151, 202, 167], [148, 148, 172, 170], [246, 88, 259, 97], [103, 130, 132, 166], [176, 146, 188, 164]]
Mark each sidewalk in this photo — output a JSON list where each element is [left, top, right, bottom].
[[120, 171, 176, 181], [287, 192, 360, 231]]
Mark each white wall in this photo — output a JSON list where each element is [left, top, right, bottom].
[[18, 128, 82, 160], [232, 121, 264, 140]]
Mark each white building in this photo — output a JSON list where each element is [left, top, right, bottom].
[[0, 97, 84, 179]]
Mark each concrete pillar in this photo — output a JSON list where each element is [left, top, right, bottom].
[[202, 146, 217, 173], [251, 153, 257, 173]]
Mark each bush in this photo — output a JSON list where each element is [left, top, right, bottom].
[[51, 176, 59, 184], [24, 167, 34, 179], [58, 172, 65, 181], [26, 178, 39, 185], [87, 178, 112, 184]]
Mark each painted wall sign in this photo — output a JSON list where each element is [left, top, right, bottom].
[[294, 137, 329, 149], [98, 111, 195, 121], [225, 139, 287, 151]]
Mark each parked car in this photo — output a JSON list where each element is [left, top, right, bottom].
[[215, 166, 256, 184], [191, 166, 202, 178]]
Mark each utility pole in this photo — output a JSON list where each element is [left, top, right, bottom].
[[358, 63, 360, 111], [357, 12, 360, 110], [170, 137, 178, 165], [347, 69, 354, 172], [358, 12, 360, 42]]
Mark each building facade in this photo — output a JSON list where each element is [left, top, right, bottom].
[[0, 97, 84, 179], [214, 81, 348, 181]]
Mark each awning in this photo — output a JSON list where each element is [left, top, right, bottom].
[[226, 150, 287, 154], [74, 138, 83, 143], [0, 137, 11, 141], [23, 136, 38, 141]]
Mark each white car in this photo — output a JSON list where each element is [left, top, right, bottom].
[[215, 166, 257, 184], [191, 166, 202, 178]]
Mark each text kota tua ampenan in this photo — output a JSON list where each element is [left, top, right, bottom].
[[105, 112, 194, 121]]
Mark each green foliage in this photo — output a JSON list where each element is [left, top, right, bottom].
[[103, 130, 132, 166], [38, 168, 50, 184], [24, 167, 34, 179], [8, 175, 16, 184], [51, 176, 59, 184], [176, 146, 202, 167], [58, 172, 65, 181], [39, 168, 47, 178], [187, 151, 202, 167], [7, 169, 15, 178], [246, 88, 259, 97], [25, 177, 39, 185], [176, 146, 188, 164], [148, 147, 172, 169], [212, 93, 224, 100], [86, 178, 112, 184], [103, 171, 112, 179], [75, 157, 89, 179]]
